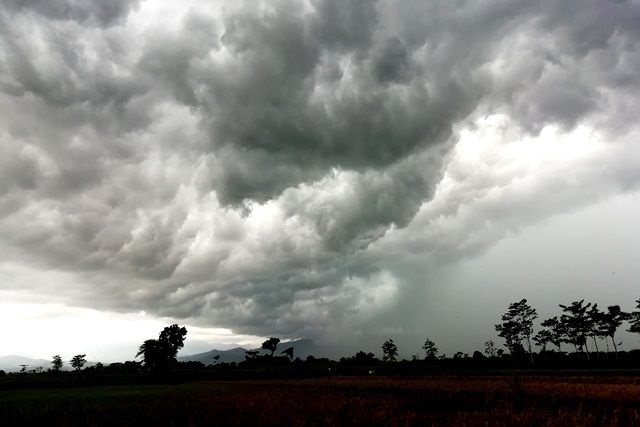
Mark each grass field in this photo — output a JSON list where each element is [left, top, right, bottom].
[[1, 375, 640, 426]]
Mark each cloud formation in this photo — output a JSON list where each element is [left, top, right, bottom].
[[1, 0, 639, 344], [3, 0, 141, 27]]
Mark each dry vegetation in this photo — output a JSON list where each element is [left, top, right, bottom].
[[1, 375, 640, 426]]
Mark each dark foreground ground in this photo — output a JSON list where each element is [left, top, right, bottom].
[[2, 375, 640, 426]]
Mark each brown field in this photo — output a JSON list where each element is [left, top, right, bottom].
[[2, 375, 640, 426]]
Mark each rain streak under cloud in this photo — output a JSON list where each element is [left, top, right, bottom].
[[1, 0, 640, 358]]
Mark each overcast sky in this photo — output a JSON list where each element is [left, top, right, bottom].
[[1, 0, 639, 362]]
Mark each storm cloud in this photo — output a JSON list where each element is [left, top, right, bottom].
[[1, 0, 639, 345]]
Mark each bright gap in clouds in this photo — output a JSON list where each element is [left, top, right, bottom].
[[0, 301, 262, 362]]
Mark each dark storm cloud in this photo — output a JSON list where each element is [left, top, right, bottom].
[[371, 37, 411, 84], [488, 0, 640, 133], [2, 0, 141, 27], [312, 0, 378, 51], [1, 0, 640, 342], [140, 0, 482, 204]]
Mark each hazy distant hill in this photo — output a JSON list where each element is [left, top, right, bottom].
[[0, 355, 100, 372], [179, 346, 248, 364], [0, 355, 50, 372], [179, 338, 322, 365]]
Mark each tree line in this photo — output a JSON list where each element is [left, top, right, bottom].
[[5, 297, 640, 376], [235, 294, 640, 366], [368, 298, 640, 365], [47, 354, 87, 372], [495, 298, 640, 362]]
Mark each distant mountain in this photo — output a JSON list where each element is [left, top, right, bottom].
[[178, 338, 323, 365], [0, 355, 50, 372], [179, 346, 248, 364], [0, 355, 99, 372], [273, 338, 321, 360]]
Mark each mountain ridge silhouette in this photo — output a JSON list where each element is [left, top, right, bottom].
[[178, 338, 322, 364]]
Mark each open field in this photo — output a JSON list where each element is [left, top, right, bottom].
[[1, 375, 640, 426]]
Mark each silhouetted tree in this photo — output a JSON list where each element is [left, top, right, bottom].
[[484, 340, 497, 358], [381, 339, 398, 362], [51, 355, 63, 372], [70, 354, 86, 371], [589, 308, 609, 353], [586, 304, 602, 355], [627, 299, 640, 343], [159, 324, 188, 357], [137, 339, 169, 372], [600, 305, 627, 358], [281, 347, 294, 360], [261, 337, 280, 356], [342, 351, 377, 365], [533, 329, 553, 352], [472, 350, 485, 361], [136, 324, 187, 372], [108, 361, 142, 374], [422, 338, 439, 360], [540, 316, 566, 352], [495, 320, 520, 355], [244, 350, 260, 360], [560, 300, 592, 358], [495, 299, 538, 363]]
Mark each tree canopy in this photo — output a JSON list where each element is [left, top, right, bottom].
[[70, 354, 86, 371], [382, 339, 398, 362], [560, 300, 593, 356], [51, 355, 63, 372], [600, 305, 628, 357], [628, 299, 640, 339], [137, 324, 187, 372], [495, 299, 538, 362], [261, 337, 281, 356], [422, 338, 439, 360]]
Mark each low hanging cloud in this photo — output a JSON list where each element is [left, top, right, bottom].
[[1, 0, 639, 342]]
